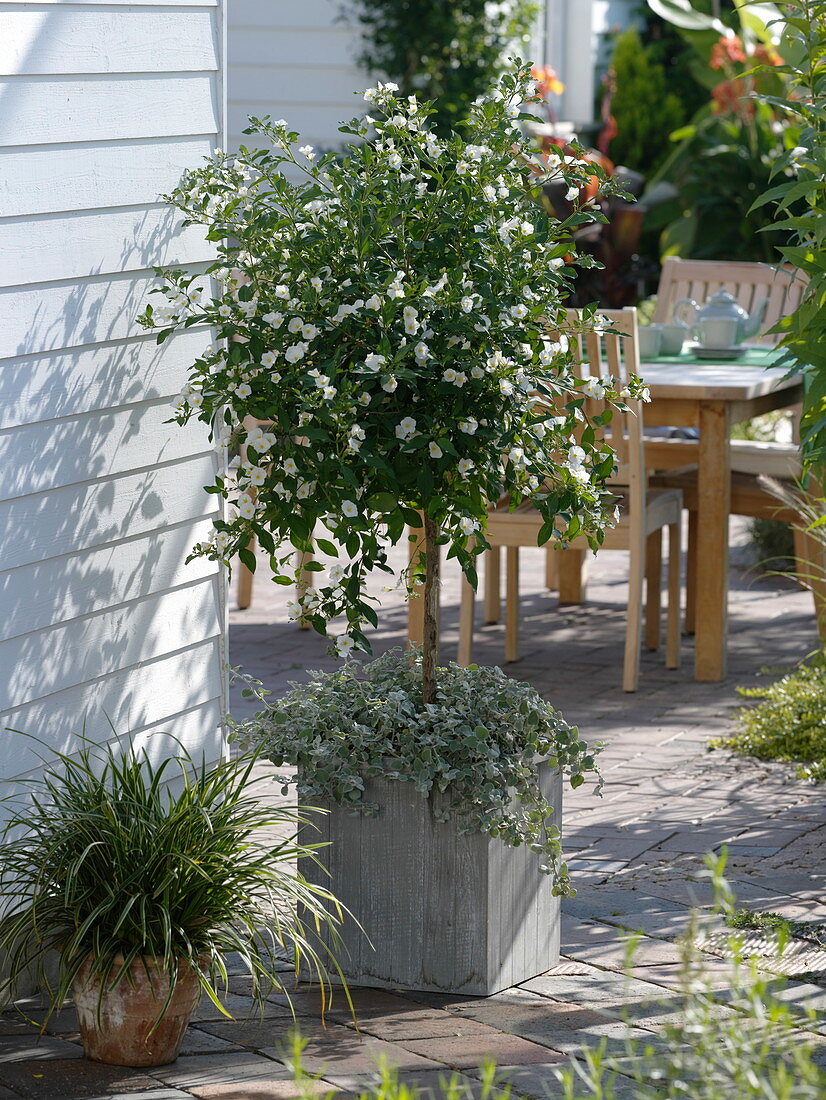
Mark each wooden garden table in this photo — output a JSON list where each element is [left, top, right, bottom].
[[641, 354, 803, 682]]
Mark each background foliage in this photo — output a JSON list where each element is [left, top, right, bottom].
[[345, 0, 538, 135]]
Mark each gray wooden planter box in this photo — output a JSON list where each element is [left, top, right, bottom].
[[298, 766, 562, 996]]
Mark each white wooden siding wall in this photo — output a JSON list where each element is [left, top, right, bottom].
[[0, 0, 228, 787], [228, 0, 365, 153]]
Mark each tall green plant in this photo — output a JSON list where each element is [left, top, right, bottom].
[[140, 67, 645, 703], [0, 739, 347, 1024], [345, 0, 538, 136], [750, 0, 826, 476]]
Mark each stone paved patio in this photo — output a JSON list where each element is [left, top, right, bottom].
[[2, 521, 824, 1098]]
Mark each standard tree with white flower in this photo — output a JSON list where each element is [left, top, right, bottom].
[[140, 64, 644, 703]]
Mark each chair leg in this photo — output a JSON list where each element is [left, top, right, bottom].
[[685, 510, 698, 635], [623, 539, 645, 692], [457, 571, 475, 667], [237, 538, 255, 609], [558, 547, 588, 604], [645, 531, 662, 651], [666, 520, 681, 670], [793, 525, 811, 591], [505, 547, 520, 663], [484, 547, 501, 623], [296, 550, 314, 630], [545, 546, 558, 591], [799, 528, 826, 643]]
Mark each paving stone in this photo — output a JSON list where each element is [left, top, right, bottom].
[[151, 1053, 291, 1089], [350, 1010, 497, 1042], [190, 993, 293, 1023], [0, 1060, 162, 1099], [321, 1068, 494, 1099], [395, 1032, 562, 1069], [286, 1033, 442, 1076], [182, 1078, 334, 1099], [0, 1034, 83, 1062], [177, 1027, 242, 1056]]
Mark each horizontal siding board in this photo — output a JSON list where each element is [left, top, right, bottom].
[[0, 577, 223, 714], [0, 454, 219, 572], [1, 137, 216, 218], [227, 63, 363, 105], [2, 654, 224, 781], [0, 206, 215, 288], [0, 10, 218, 76], [0, 75, 219, 147], [229, 104, 356, 150], [0, 270, 211, 359], [0, 1, 217, 6], [0, 401, 212, 503], [228, 28, 356, 68], [0, 518, 218, 644], [232, 0, 350, 30], [0, 330, 209, 431]]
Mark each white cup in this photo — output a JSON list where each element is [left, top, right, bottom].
[[637, 325, 663, 359], [696, 318, 739, 348], [658, 323, 686, 355]]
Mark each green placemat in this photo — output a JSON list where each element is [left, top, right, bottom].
[[648, 347, 781, 367]]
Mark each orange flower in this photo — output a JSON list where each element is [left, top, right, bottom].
[[711, 77, 755, 119], [532, 65, 564, 98], [753, 43, 782, 67], [710, 34, 747, 70]]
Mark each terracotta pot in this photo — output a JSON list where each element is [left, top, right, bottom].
[[73, 954, 202, 1066]]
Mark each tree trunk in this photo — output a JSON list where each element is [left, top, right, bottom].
[[421, 513, 440, 704]]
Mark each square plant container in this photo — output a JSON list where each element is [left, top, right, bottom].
[[298, 765, 562, 995]]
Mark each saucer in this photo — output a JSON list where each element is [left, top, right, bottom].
[[687, 344, 746, 361]]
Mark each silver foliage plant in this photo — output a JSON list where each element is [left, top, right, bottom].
[[232, 650, 603, 896]]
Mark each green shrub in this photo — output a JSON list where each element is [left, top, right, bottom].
[[607, 28, 686, 177], [713, 659, 826, 782], [746, 517, 796, 572]]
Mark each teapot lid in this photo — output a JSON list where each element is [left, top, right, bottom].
[[697, 290, 748, 321]]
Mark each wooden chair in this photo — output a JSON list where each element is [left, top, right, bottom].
[[647, 257, 814, 618], [457, 308, 683, 692]]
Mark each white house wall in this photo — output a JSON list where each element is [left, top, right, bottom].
[[228, 0, 365, 153], [0, 0, 228, 786]]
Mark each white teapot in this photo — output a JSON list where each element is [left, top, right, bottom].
[[673, 289, 768, 347]]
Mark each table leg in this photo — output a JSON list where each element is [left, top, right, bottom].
[[695, 401, 731, 680]]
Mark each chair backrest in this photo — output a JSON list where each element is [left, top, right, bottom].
[[565, 307, 646, 526], [653, 257, 806, 345]]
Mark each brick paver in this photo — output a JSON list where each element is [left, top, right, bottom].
[[1, 520, 823, 1097]]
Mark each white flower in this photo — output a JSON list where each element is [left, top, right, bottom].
[[414, 341, 431, 363], [458, 458, 474, 476], [442, 368, 458, 383], [565, 186, 579, 202], [456, 160, 470, 176], [382, 376, 398, 392], [327, 564, 346, 585], [285, 342, 308, 363], [429, 442, 443, 459], [261, 351, 279, 367], [387, 282, 405, 300], [288, 316, 304, 333], [335, 634, 356, 658], [296, 480, 316, 499], [237, 493, 256, 519], [508, 446, 526, 466], [582, 377, 605, 399], [471, 366, 484, 379], [510, 303, 529, 320], [322, 385, 336, 400], [460, 296, 475, 313], [246, 466, 266, 486], [458, 516, 479, 535], [387, 152, 403, 169], [262, 311, 284, 327], [299, 144, 316, 161], [365, 294, 382, 311], [567, 445, 587, 468], [310, 276, 323, 291], [233, 382, 252, 399], [341, 500, 358, 518], [569, 464, 590, 484], [641, 386, 651, 403], [403, 305, 419, 333], [357, 392, 372, 406], [363, 353, 386, 372], [302, 323, 319, 340], [274, 285, 290, 299], [458, 417, 478, 435], [499, 379, 514, 396], [217, 304, 232, 318], [482, 184, 496, 201], [395, 416, 417, 440], [284, 457, 299, 475]]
